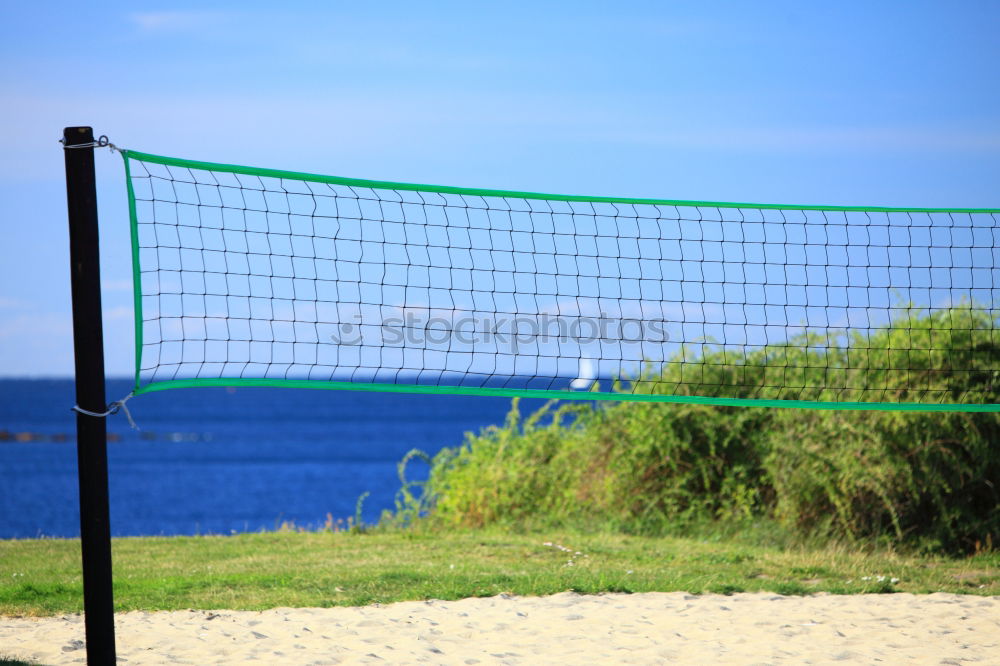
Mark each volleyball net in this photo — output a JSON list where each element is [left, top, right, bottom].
[[121, 149, 1000, 411]]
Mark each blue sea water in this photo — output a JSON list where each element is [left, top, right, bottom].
[[0, 379, 545, 538]]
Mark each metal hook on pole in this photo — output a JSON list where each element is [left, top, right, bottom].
[[60, 134, 120, 153]]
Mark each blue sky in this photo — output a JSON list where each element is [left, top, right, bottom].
[[2, 1, 998, 377]]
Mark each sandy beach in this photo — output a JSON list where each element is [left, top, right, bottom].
[[3, 591, 998, 665]]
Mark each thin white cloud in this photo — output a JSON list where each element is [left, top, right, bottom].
[[129, 11, 228, 32], [2, 89, 536, 182], [605, 126, 1000, 154], [0, 312, 71, 340], [102, 279, 134, 292], [7, 85, 998, 187], [105, 306, 133, 321]]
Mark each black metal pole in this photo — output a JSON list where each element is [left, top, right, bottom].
[[63, 126, 117, 666]]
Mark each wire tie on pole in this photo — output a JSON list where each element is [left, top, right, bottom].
[[72, 392, 138, 430], [60, 135, 120, 153]]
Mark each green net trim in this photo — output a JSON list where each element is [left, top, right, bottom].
[[122, 149, 1000, 411]]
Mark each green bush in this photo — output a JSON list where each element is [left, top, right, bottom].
[[392, 304, 1000, 552], [765, 408, 1000, 551]]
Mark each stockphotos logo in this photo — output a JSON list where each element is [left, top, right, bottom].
[[329, 311, 669, 350]]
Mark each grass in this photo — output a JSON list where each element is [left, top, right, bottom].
[[1, 527, 997, 617]]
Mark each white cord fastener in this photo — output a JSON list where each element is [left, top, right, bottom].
[[60, 135, 120, 153], [72, 392, 138, 430]]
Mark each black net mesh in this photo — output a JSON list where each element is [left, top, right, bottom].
[[125, 152, 1000, 407]]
